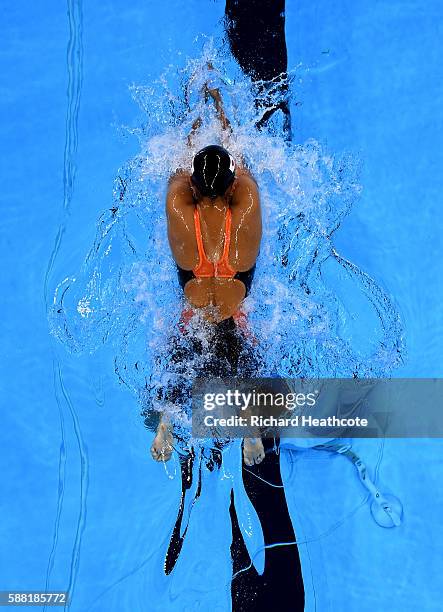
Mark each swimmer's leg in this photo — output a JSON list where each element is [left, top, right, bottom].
[[150, 413, 174, 462], [148, 332, 190, 462], [211, 318, 265, 466]]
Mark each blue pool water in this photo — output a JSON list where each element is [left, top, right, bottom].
[[1, 1, 442, 611]]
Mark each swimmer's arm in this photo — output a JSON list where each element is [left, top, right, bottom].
[[165, 180, 196, 268], [207, 87, 255, 168], [230, 176, 262, 269], [205, 86, 231, 132], [204, 85, 239, 152], [186, 116, 203, 148], [186, 85, 229, 148]]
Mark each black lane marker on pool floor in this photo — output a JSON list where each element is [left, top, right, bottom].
[[164, 451, 201, 575], [224, 1, 303, 607], [230, 440, 305, 611], [225, 0, 292, 139]]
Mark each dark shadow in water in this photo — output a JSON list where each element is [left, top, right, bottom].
[[225, 0, 291, 139], [164, 451, 200, 575], [225, 2, 302, 608], [230, 440, 305, 611]]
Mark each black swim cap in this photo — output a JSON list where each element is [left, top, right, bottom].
[[191, 145, 236, 198]]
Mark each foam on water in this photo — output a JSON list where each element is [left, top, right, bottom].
[[49, 46, 403, 444]]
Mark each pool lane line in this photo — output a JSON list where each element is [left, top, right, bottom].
[[43, 2, 86, 611]]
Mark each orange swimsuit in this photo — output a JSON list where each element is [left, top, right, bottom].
[[178, 206, 255, 338], [192, 206, 236, 278]]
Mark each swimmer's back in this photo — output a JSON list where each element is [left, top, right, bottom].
[[166, 167, 261, 272]]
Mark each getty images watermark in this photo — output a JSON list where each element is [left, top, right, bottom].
[[192, 378, 443, 439], [201, 387, 368, 429]]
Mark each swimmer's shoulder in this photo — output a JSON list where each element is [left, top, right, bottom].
[[168, 169, 192, 190], [231, 165, 260, 208], [166, 170, 194, 212], [235, 164, 257, 183]]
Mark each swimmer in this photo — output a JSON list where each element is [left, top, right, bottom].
[[150, 85, 265, 466]]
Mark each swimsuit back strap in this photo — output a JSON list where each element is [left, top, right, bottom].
[[192, 207, 214, 277], [215, 207, 236, 278]]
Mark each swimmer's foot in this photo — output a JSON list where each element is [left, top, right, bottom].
[[150, 419, 173, 462], [243, 437, 265, 467]]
